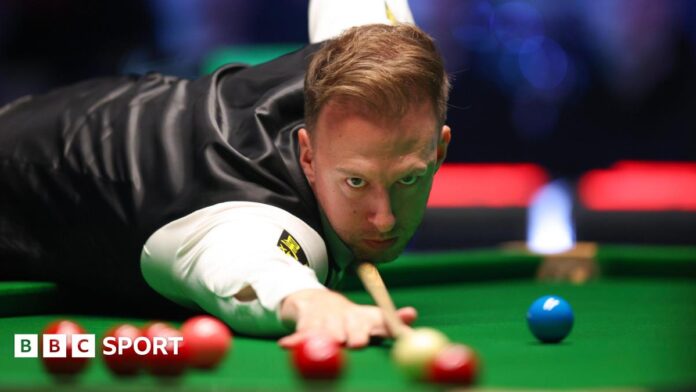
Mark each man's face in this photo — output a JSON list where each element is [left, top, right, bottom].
[[299, 100, 451, 263]]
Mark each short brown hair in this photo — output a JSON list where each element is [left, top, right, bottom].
[[304, 24, 450, 131]]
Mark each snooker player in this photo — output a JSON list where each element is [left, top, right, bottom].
[[0, 0, 451, 348]]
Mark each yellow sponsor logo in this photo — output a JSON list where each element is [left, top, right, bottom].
[[279, 234, 302, 261], [277, 230, 308, 265]]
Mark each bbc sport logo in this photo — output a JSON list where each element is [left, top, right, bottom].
[[14, 333, 184, 358]]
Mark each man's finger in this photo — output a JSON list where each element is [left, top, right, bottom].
[[278, 332, 307, 348], [279, 327, 347, 349], [278, 330, 326, 348], [344, 316, 371, 348], [367, 306, 417, 338], [397, 306, 418, 326], [322, 317, 348, 345]]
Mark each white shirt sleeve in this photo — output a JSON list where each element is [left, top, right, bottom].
[[309, 0, 416, 43], [140, 202, 329, 336]]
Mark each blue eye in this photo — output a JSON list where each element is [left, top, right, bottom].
[[398, 175, 419, 186], [346, 177, 366, 188]]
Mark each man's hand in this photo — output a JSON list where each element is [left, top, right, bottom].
[[278, 289, 417, 348]]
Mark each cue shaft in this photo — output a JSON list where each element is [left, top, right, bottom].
[[356, 262, 407, 338]]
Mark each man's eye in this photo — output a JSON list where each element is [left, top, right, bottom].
[[398, 175, 419, 186], [346, 177, 366, 188]]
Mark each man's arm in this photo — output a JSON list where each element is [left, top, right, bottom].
[[141, 202, 328, 335], [141, 201, 417, 346]]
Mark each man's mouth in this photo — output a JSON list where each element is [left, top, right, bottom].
[[363, 237, 398, 250]]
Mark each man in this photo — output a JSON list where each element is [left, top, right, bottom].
[[0, 1, 451, 348]]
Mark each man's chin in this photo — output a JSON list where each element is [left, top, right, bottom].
[[352, 244, 404, 264]]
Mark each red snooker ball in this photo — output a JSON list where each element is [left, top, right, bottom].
[[427, 344, 479, 385], [102, 323, 142, 376], [142, 323, 190, 376], [181, 315, 232, 369], [40, 319, 90, 375], [291, 335, 343, 379], [141, 321, 174, 339]]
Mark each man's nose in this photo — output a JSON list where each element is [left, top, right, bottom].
[[369, 190, 396, 234]]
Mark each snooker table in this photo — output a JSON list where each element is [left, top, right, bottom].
[[1, 244, 695, 391]]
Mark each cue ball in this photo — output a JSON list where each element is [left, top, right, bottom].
[[181, 315, 232, 369], [427, 344, 479, 385], [527, 295, 574, 343], [291, 335, 343, 379], [391, 327, 449, 379], [41, 319, 90, 375]]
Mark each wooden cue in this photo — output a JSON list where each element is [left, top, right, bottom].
[[355, 262, 408, 338]]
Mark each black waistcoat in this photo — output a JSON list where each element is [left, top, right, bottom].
[[0, 44, 324, 303]]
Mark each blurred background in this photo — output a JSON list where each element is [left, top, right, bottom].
[[1, 0, 694, 249]]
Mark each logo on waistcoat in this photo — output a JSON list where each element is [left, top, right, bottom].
[[277, 230, 308, 265]]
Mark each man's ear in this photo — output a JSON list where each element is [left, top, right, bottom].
[[436, 125, 451, 169], [298, 128, 316, 185]]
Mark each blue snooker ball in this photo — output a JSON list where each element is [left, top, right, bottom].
[[526, 295, 574, 343]]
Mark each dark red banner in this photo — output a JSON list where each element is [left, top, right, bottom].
[[579, 161, 696, 211], [428, 163, 548, 208]]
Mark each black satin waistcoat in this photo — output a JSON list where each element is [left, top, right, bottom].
[[0, 44, 324, 299]]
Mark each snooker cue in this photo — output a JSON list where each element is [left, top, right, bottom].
[[356, 262, 408, 338]]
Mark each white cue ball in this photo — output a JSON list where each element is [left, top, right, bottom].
[[391, 327, 450, 379]]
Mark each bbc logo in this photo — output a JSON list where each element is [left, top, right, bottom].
[[14, 334, 95, 358]]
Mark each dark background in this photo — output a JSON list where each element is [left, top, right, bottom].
[[1, 0, 694, 179]]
